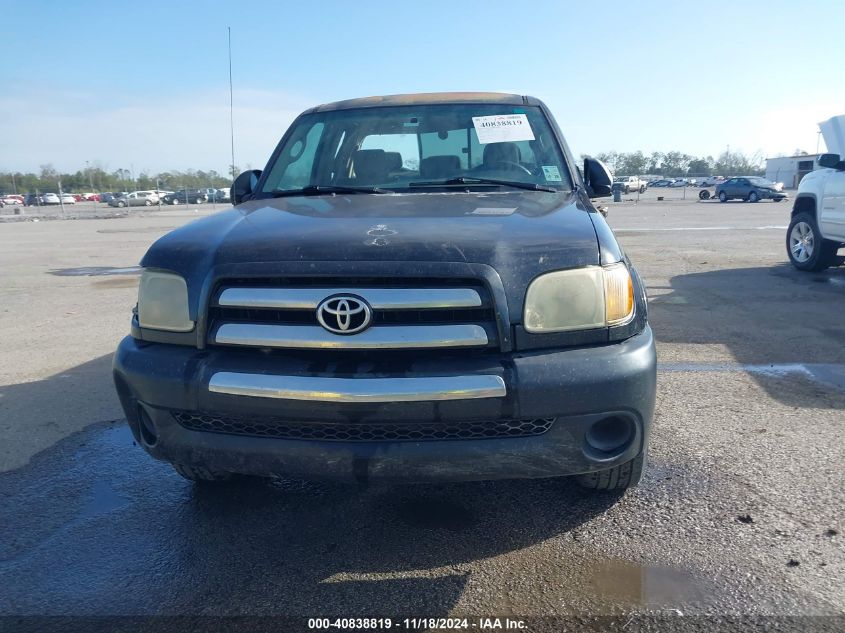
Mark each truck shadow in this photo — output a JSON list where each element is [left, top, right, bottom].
[[0, 354, 123, 471], [649, 263, 845, 408]]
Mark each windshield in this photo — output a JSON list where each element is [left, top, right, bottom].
[[748, 177, 773, 186], [259, 104, 572, 194]]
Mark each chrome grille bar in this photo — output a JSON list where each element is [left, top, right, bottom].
[[214, 323, 489, 349], [217, 287, 483, 310], [208, 372, 507, 402]]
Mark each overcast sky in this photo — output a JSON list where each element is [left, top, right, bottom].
[[3, 0, 843, 175]]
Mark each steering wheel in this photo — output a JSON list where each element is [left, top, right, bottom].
[[484, 160, 533, 176]]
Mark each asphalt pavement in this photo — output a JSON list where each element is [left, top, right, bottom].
[[0, 194, 843, 628]]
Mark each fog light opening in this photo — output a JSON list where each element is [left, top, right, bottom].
[[138, 409, 159, 448], [585, 416, 634, 455]]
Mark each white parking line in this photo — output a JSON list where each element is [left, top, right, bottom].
[[660, 362, 845, 392], [616, 226, 788, 232]]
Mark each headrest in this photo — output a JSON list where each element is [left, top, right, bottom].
[[352, 149, 389, 182], [420, 155, 461, 179], [483, 142, 521, 165], [384, 152, 403, 172]]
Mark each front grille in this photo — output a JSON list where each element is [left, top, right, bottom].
[[205, 278, 500, 351], [174, 411, 555, 442]]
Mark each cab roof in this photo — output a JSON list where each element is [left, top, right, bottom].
[[305, 92, 542, 113]]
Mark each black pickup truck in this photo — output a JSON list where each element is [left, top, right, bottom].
[[113, 92, 656, 491]]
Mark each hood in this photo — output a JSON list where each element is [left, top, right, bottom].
[[142, 190, 604, 314], [819, 115, 845, 157]]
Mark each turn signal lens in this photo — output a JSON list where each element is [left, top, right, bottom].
[[603, 263, 634, 325]]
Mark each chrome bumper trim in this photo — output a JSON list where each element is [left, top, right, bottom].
[[208, 373, 507, 402], [213, 323, 489, 349], [217, 287, 482, 310]]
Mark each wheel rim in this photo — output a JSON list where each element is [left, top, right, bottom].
[[750, 192, 758, 202], [789, 221, 815, 263], [719, 192, 726, 201]]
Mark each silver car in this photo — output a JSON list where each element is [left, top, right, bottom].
[[108, 192, 159, 207]]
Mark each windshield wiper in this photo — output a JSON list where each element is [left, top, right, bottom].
[[271, 184, 390, 197], [408, 176, 558, 193]]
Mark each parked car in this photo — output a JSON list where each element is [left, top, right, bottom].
[[23, 193, 42, 206], [715, 177, 788, 203], [613, 176, 646, 194], [108, 192, 159, 207], [41, 193, 60, 205], [668, 179, 688, 187], [786, 148, 845, 271], [163, 189, 208, 205], [81, 192, 100, 201], [100, 192, 122, 204], [114, 91, 655, 492], [649, 179, 673, 187], [700, 176, 726, 187], [217, 187, 231, 201], [1, 195, 22, 205], [60, 193, 76, 204]]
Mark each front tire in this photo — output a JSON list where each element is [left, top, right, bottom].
[[718, 191, 728, 202], [144, 199, 152, 206], [748, 191, 759, 203], [639, 185, 646, 194], [172, 463, 231, 483], [576, 451, 646, 491], [787, 212, 839, 271], [171, 198, 180, 205]]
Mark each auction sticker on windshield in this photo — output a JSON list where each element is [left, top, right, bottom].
[[472, 114, 535, 144]]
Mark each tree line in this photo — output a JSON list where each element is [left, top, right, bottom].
[[0, 149, 770, 194], [0, 163, 238, 195], [587, 149, 766, 177]]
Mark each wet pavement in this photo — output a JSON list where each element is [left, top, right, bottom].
[[0, 422, 739, 616], [1, 197, 844, 625]]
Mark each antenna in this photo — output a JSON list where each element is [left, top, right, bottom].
[[228, 26, 236, 178]]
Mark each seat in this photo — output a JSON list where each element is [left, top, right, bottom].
[[384, 152, 404, 173], [352, 149, 390, 183], [420, 155, 461, 180], [481, 142, 522, 169]]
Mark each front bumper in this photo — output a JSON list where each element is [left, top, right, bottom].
[[113, 326, 657, 483], [763, 190, 788, 200]]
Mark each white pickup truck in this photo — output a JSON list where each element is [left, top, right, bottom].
[[786, 115, 845, 271], [613, 175, 646, 194]]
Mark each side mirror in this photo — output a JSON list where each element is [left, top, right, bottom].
[[818, 153, 842, 169], [583, 158, 613, 197], [231, 169, 262, 205]]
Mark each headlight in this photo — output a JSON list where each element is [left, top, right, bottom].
[[523, 263, 634, 333], [137, 270, 193, 332]]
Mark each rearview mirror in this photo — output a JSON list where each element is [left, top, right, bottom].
[[583, 158, 613, 197], [231, 169, 262, 205], [818, 153, 842, 169]]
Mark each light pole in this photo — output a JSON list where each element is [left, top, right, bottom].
[[86, 161, 95, 204]]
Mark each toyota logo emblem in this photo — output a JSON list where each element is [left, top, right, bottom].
[[316, 295, 372, 335]]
